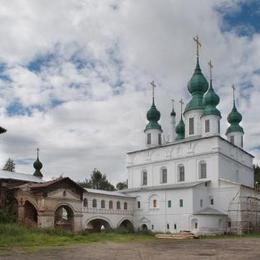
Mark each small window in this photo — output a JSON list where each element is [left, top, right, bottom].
[[137, 201, 141, 209], [189, 118, 194, 135], [178, 165, 185, 182], [83, 198, 88, 207], [153, 199, 157, 208], [124, 202, 127, 210], [142, 170, 148, 186], [230, 135, 234, 144], [101, 200, 105, 209], [174, 224, 177, 230], [117, 201, 121, 209], [147, 133, 151, 145], [179, 199, 183, 207], [92, 199, 97, 208], [200, 199, 203, 208], [195, 222, 198, 229], [161, 168, 167, 184], [205, 119, 210, 133], [167, 224, 170, 230], [158, 133, 162, 145], [241, 136, 243, 147], [218, 120, 220, 133], [199, 162, 207, 179], [151, 225, 154, 230], [168, 200, 171, 208], [228, 221, 231, 228], [210, 198, 214, 205], [63, 190, 66, 197], [109, 200, 113, 209]]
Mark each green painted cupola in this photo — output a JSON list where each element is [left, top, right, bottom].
[[175, 99, 185, 140], [185, 36, 209, 113], [144, 81, 162, 132], [33, 148, 43, 178], [202, 61, 221, 117], [226, 89, 244, 135]]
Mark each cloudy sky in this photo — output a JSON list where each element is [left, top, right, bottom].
[[0, 0, 259, 184]]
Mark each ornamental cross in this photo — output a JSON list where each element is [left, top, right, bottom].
[[36, 148, 39, 159], [232, 84, 236, 102], [179, 98, 184, 115], [193, 35, 201, 57], [171, 99, 175, 110], [150, 81, 156, 100], [208, 60, 213, 81]]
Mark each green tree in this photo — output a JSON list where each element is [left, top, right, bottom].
[[116, 181, 128, 190], [3, 158, 15, 172], [79, 169, 116, 191]]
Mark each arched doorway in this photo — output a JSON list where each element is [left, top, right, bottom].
[[119, 219, 134, 232], [86, 218, 111, 232], [24, 201, 38, 227], [54, 205, 74, 231], [191, 218, 198, 231], [141, 224, 148, 231]]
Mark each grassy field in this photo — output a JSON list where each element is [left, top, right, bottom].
[[0, 223, 154, 249]]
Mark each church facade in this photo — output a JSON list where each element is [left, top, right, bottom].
[[0, 38, 259, 235]]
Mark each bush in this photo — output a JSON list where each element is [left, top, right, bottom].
[[0, 208, 16, 223]]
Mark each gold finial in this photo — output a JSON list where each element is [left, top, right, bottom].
[[193, 35, 202, 58], [150, 81, 156, 103], [208, 60, 213, 81], [179, 98, 184, 116]]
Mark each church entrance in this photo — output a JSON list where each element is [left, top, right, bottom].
[[24, 201, 38, 227], [141, 224, 148, 231], [86, 218, 111, 232], [54, 205, 74, 231], [119, 219, 134, 231]]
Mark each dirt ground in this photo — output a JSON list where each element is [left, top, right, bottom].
[[1, 238, 260, 260]]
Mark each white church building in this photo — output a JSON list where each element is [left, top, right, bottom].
[[1, 38, 259, 235]]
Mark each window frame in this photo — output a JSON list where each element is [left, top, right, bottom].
[[205, 119, 210, 133], [147, 133, 151, 145], [178, 165, 185, 182], [161, 167, 167, 184], [179, 199, 183, 207], [158, 133, 162, 145], [189, 117, 194, 135], [92, 199, 97, 208], [109, 200, 113, 209], [124, 202, 127, 210], [101, 199, 105, 209], [116, 201, 121, 209], [142, 170, 148, 186], [199, 161, 207, 179], [83, 198, 88, 207], [230, 135, 234, 144]]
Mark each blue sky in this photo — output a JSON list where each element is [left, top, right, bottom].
[[0, 0, 259, 182]]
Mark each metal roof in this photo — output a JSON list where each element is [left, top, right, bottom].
[[0, 169, 43, 183], [194, 207, 227, 216], [85, 188, 135, 198]]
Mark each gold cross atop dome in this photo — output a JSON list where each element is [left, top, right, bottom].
[[193, 35, 201, 58], [208, 60, 213, 81]]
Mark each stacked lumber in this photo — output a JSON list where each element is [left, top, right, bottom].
[[155, 231, 197, 240]]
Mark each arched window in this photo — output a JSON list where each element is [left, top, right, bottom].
[[153, 199, 157, 208], [83, 198, 88, 207], [189, 117, 194, 135], [147, 133, 151, 145], [92, 199, 97, 208], [101, 200, 105, 209], [161, 167, 167, 184], [178, 165, 185, 182], [149, 194, 159, 209], [124, 202, 127, 210], [116, 201, 121, 209], [142, 170, 147, 186], [109, 200, 113, 209], [199, 161, 207, 179]]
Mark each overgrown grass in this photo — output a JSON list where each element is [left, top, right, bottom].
[[0, 223, 154, 250]]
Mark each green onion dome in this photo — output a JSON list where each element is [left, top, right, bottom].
[[170, 107, 176, 117], [175, 117, 185, 140], [202, 80, 221, 117], [185, 59, 209, 113], [33, 156, 43, 178], [226, 102, 244, 135], [144, 99, 162, 132]]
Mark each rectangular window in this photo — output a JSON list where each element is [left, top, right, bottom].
[[241, 136, 243, 147], [161, 168, 167, 183], [153, 199, 157, 208], [210, 197, 214, 205], [142, 171, 147, 185], [158, 133, 162, 145], [168, 200, 171, 208], [178, 166, 185, 182], [200, 199, 203, 208], [174, 224, 177, 230], [189, 118, 194, 135], [205, 119, 210, 133], [179, 199, 183, 207], [147, 133, 151, 145], [218, 120, 220, 134], [151, 225, 154, 230], [167, 224, 170, 229], [137, 201, 141, 209], [230, 135, 234, 144], [200, 163, 207, 179]]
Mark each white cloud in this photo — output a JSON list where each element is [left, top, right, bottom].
[[0, 0, 259, 184]]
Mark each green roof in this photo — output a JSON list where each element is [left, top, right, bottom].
[[144, 99, 162, 132], [226, 102, 244, 134], [175, 117, 185, 140]]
